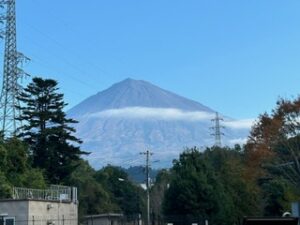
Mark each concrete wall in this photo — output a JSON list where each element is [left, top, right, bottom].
[[0, 200, 29, 225], [0, 200, 78, 225], [28, 201, 78, 225], [86, 217, 121, 225]]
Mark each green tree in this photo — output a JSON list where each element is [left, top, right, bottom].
[[204, 147, 261, 222], [163, 148, 228, 225], [68, 160, 118, 218], [260, 178, 296, 216], [4, 138, 46, 188], [17, 77, 87, 183], [95, 165, 144, 216], [0, 137, 46, 198], [0, 171, 11, 198], [163, 147, 263, 225]]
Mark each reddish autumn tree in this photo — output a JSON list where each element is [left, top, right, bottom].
[[245, 97, 300, 187]]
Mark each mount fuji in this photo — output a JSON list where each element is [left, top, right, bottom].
[[68, 78, 251, 168]]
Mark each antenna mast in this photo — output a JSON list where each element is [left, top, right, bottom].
[[0, 0, 28, 136]]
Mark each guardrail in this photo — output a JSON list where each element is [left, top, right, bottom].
[[12, 185, 72, 201]]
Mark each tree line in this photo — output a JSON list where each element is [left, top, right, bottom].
[[1, 77, 300, 225]]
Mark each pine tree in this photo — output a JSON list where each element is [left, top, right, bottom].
[[17, 77, 87, 183]]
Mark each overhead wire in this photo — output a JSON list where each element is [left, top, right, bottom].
[[13, 0, 115, 96], [21, 22, 114, 78], [24, 0, 123, 79], [87, 154, 144, 168], [20, 30, 101, 92], [15, 36, 100, 108]]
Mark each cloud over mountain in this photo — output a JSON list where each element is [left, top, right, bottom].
[[83, 106, 255, 129], [224, 119, 255, 129], [68, 78, 250, 168], [86, 107, 214, 121]]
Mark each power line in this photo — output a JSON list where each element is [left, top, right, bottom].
[[25, 50, 99, 92], [27, 0, 127, 74], [21, 22, 114, 78], [115, 157, 144, 167], [19, 33, 100, 91], [88, 155, 144, 168]]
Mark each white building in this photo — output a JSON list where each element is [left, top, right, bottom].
[[0, 185, 78, 225], [84, 214, 123, 225]]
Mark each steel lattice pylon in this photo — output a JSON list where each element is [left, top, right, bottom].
[[0, 0, 27, 136], [211, 112, 224, 147]]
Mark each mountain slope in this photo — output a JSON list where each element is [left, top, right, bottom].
[[68, 78, 214, 117], [68, 78, 249, 168]]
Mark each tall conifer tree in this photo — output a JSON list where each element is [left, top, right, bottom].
[[17, 77, 87, 183]]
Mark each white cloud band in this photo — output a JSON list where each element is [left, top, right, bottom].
[[88, 107, 214, 122], [223, 119, 255, 129], [82, 107, 255, 129]]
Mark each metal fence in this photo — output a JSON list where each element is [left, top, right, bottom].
[[12, 185, 72, 201]]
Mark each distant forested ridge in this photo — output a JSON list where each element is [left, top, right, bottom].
[[123, 166, 159, 184]]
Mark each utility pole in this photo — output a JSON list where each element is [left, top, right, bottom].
[[211, 112, 224, 147], [140, 150, 153, 225], [0, 0, 29, 136]]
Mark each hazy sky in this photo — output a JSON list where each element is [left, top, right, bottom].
[[6, 0, 300, 119]]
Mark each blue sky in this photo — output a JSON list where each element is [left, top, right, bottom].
[[6, 0, 300, 119]]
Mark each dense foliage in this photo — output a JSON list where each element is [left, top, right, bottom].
[[68, 161, 146, 218], [0, 136, 46, 197], [162, 147, 260, 225]]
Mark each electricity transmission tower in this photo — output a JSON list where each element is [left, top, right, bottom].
[[0, 0, 28, 136], [211, 112, 224, 147], [140, 150, 153, 225]]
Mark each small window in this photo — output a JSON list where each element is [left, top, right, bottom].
[[4, 217, 15, 225]]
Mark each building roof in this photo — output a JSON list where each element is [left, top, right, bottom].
[[0, 199, 73, 203], [84, 213, 124, 219]]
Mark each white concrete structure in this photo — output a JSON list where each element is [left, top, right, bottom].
[[84, 214, 123, 225], [0, 186, 78, 225]]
